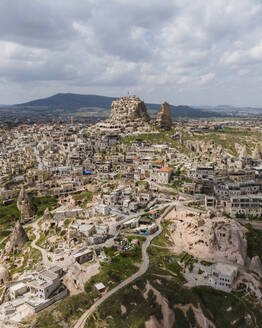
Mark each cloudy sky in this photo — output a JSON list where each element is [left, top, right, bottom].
[[1, 0, 262, 106]]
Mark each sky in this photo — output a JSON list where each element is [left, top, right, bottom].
[[1, 0, 262, 106]]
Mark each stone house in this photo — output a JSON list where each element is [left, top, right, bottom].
[[73, 248, 93, 264], [157, 167, 173, 184], [27, 266, 63, 300]]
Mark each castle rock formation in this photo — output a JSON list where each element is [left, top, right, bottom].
[[89, 96, 151, 134], [110, 96, 150, 122]]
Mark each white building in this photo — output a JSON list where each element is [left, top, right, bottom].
[[229, 194, 262, 218], [211, 263, 238, 292]]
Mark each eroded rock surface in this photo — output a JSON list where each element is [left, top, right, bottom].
[[110, 96, 150, 122], [249, 256, 262, 277], [156, 102, 172, 130], [17, 186, 34, 219], [169, 209, 248, 265], [89, 96, 151, 134], [252, 144, 262, 160], [3, 222, 29, 255]]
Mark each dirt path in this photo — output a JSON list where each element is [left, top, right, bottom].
[[73, 204, 174, 328], [74, 227, 162, 328], [30, 221, 52, 266]]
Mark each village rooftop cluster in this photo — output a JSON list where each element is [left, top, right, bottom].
[[1, 96, 262, 326]]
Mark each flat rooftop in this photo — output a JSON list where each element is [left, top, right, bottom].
[[213, 263, 238, 276]]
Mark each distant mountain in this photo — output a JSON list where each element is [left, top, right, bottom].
[[14, 93, 222, 118], [15, 93, 116, 111], [193, 104, 262, 116]]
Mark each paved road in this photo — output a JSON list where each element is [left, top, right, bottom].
[[73, 205, 173, 328]]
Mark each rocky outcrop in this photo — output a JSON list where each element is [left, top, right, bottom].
[[4, 222, 29, 255], [239, 145, 248, 159], [252, 144, 262, 160], [40, 208, 55, 233], [43, 207, 52, 220], [17, 186, 34, 219], [249, 256, 262, 277], [89, 95, 152, 134], [234, 271, 262, 298], [168, 210, 248, 265], [156, 102, 172, 130], [0, 264, 8, 283], [110, 96, 150, 122], [186, 140, 223, 158]]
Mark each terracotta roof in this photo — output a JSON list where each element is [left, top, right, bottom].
[[154, 159, 163, 163], [158, 167, 173, 172]]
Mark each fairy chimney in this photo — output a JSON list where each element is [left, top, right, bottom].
[[156, 102, 172, 130]]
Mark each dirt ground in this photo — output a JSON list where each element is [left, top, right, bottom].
[[63, 262, 100, 295]]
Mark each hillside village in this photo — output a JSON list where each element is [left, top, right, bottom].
[[1, 96, 262, 327]]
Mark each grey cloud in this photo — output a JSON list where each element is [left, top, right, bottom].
[[1, 0, 262, 106], [0, 0, 83, 49]]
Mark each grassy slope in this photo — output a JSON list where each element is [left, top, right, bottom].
[[72, 191, 93, 208], [31, 195, 58, 217], [34, 237, 145, 328], [183, 128, 262, 156], [0, 200, 20, 248], [121, 127, 262, 158], [0, 196, 56, 277], [85, 227, 262, 328], [245, 223, 262, 262]]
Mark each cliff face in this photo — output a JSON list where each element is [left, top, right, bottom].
[[110, 96, 150, 122], [156, 102, 172, 130], [17, 186, 34, 219]]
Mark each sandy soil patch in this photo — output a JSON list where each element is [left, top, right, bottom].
[[153, 274, 173, 281], [121, 304, 127, 314]]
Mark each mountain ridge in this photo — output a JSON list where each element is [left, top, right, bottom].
[[13, 93, 221, 118]]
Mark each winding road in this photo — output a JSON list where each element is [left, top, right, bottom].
[[73, 204, 173, 328], [30, 220, 52, 266]]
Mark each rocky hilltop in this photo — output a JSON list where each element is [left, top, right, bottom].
[[110, 96, 150, 122], [156, 102, 172, 130], [167, 208, 248, 265], [89, 95, 152, 134]]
